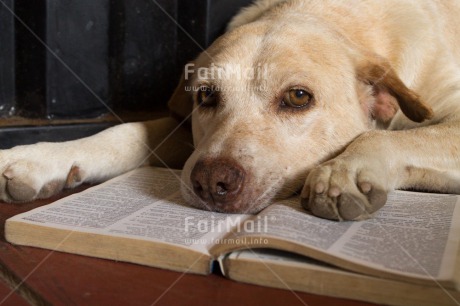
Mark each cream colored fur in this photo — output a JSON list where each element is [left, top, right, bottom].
[[1, 0, 459, 220]]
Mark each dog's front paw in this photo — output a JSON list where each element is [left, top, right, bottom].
[[0, 145, 80, 203], [301, 159, 388, 221]]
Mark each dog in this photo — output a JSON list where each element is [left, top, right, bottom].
[[1, 0, 459, 221]]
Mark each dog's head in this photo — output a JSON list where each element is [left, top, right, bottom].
[[170, 13, 432, 214]]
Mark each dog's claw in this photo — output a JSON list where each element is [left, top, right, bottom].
[[303, 160, 389, 221], [359, 182, 372, 194], [314, 182, 326, 194], [328, 186, 341, 197]]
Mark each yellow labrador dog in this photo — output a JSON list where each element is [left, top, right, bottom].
[[1, 0, 459, 220]]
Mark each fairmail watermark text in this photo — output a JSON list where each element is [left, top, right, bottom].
[[184, 215, 272, 234]]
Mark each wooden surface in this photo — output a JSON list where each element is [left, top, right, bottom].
[[0, 186, 377, 306], [0, 279, 28, 306]]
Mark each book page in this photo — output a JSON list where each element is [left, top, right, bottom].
[[329, 192, 460, 280], [223, 191, 460, 281], [8, 167, 250, 254], [223, 249, 460, 306], [222, 248, 338, 273]]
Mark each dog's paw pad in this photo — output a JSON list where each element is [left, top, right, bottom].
[[357, 172, 388, 212], [335, 186, 387, 220], [0, 144, 80, 203], [302, 161, 390, 221], [6, 179, 38, 202], [337, 193, 367, 220], [65, 165, 82, 188], [2, 163, 41, 202], [305, 193, 340, 220], [365, 185, 387, 213], [38, 180, 66, 199]]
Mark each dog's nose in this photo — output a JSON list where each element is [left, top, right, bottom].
[[190, 158, 245, 206]]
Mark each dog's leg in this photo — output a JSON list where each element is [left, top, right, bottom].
[[301, 119, 460, 221], [0, 117, 193, 202]]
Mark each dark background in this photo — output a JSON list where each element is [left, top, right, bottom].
[[0, 0, 252, 148]]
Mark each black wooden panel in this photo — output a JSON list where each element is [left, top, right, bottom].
[[176, 0, 253, 65], [176, 0, 209, 65], [112, 0, 178, 111], [0, 123, 115, 149], [0, 0, 15, 118], [14, 0, 47, 118], [8, 0, 254, 121], [208, 0, 253, 43], [14, 0, 110, 119], [46, 0, 111, 119]]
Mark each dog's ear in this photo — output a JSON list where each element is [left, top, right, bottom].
[[168, 70, 193, 123], [356, 58, 433, 123]]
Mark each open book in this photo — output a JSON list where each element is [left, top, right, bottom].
[[5, 167, 460, 306]]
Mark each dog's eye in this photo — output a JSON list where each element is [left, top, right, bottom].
[[197, 86, 217, 107], [282, 89, 313, 108]]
